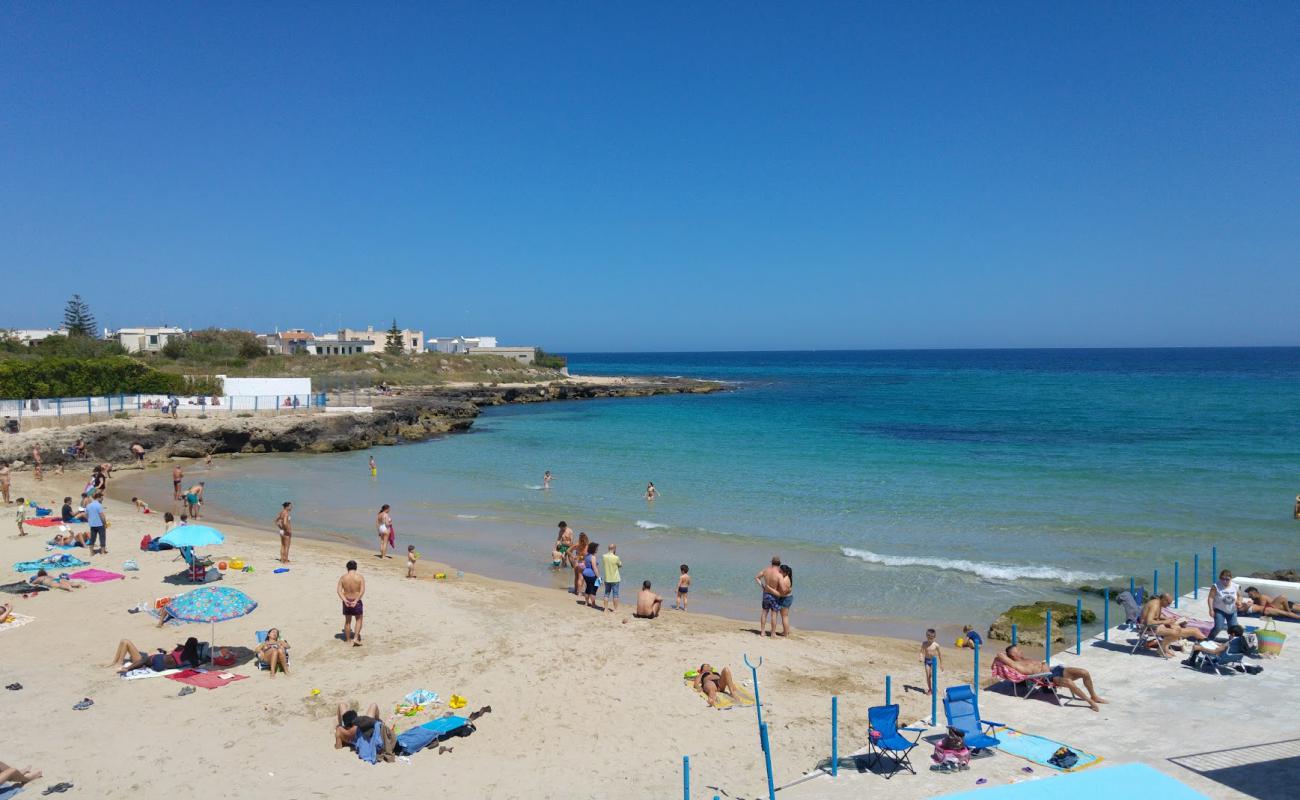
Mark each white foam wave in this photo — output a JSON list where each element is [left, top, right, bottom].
[[840, 547, 1117, 583], [525, 485, 545, 490], [455, 514, 479, 519], [635, 520, 671, 529]]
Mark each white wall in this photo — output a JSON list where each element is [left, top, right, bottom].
[[220, 377, 313, 409]]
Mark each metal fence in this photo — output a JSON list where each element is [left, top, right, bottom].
[[1, 392, 330, 431]]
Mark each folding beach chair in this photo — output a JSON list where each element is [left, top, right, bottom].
[[991, 660, 1062, 705], [178, 547, 213, 583], [866, 703, 924, 779], [1116, 589, 1144, 630], [1129, 622, 1169, 658], [254, 630, 290, 672], [942, 685, 1001, 755]]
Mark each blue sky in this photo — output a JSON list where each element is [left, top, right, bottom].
[[2, 2, 1297, 351]]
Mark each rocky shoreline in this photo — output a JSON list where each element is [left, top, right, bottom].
[[0, 377, 722, 466]]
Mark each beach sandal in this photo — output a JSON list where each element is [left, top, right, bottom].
[[72, 697, 94, 710], [1021, 767, 1034, 773], [5, 682, 21, 690], [178, 686, 196, 696], [42, 783, 73, 795]]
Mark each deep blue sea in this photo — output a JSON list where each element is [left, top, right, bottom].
[[142, 349, 1300, 636]]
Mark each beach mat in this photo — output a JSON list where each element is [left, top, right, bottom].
[[936, 763, 1204, 799], [989, 726, 1101, 772], [167, 669, 248, 690], [0, 582, 46, 595], [69, 568, 124, 583], [22, 517, 69, 528], [0, 613, 35, 634], [684, 677, 756, 710], [121, 667, 183, 681], [0, 782, 24, 799], [13, 555, 89, 573]]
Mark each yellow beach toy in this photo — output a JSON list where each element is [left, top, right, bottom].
[[448, 694, 467, 710]]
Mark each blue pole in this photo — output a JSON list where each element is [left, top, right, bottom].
[[831, 696, 838, 777], [1045, 609, 1052, 666], [759, 722, 776, 800], [745, 655, 764, 732], [1076, 595, 1082, 654], [1104, 588, 1110, 642], [1174, 561, 1180, 608], [973, 641, 980, 698], [885, 674, 891, 706], [1212, 546, 1217, 581], [1011, 624, 1018, 646], [1194, 554, 1200, 599], [57, 397, 61, 417], [86, 396, 92, 416], [683, 755, 689, 800], [1154, 569, 1159, 597], [930, 657, 938, 725]]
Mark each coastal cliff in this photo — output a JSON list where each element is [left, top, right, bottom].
[[0, 378, 722, 466]]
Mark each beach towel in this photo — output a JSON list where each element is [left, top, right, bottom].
[[120, 667, 183, 681], [166, 669, 248, 690], [22, 517, 77, 528], [0, 782, 24, 799], [13, 554, 89, 573], [396, 715, 474, 755], [0, 613, 35, 634], [45, 540, 83, 549], [0, 581, 46, 595], [683, 676, 756, 710], [988, 726, 1101, 772], [68, 568, 125, 583]]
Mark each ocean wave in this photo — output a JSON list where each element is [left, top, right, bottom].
[[455, 514, 480, 519], [635, 520, 672, 529], [840, 547, 1117, 583]]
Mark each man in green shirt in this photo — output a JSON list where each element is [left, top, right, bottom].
[[601, 544, 623, 613]]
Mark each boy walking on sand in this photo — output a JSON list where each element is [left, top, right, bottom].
[[406, 545, 418, 578], [921, 628, 942, 694], [601, 544, 623, 612], [673, 564, 691, 610], [15, 498, 26, 536], [337, 560, 366, 646]]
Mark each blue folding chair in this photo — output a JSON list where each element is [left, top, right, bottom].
[[942, 685, 1001, 754], [866, 703, 925, 778]]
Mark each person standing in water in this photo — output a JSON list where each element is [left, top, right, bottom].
[[543, 470, 552, 489], [368, 455, 377, 478], [275, 501, 293, 564], [376, 504, 393, 558], [645, 482, 659, 501]]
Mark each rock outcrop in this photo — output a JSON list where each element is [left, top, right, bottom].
[[988, 601, 1097, 646]]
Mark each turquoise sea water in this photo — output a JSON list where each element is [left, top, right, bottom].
[[133, 349, 1300, 635]]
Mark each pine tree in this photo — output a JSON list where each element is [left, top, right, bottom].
[[63, 294, 98, 338], [384, 319, 405, 355]]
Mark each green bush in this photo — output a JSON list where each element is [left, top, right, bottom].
[[161, 328, 265, 364], [0, 357, 184, 398], [534, 348, 567, 370]]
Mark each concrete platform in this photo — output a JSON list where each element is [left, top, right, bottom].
[[772, 581, 1300, 800]]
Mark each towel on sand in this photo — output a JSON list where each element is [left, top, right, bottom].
[[0, 582, 47, 595], [13, 554, 88, 573], [0, 613, 35, 634], [121, 667, 183, 681], [166, 670, 248, 690], [22, 517, 72, 528], [989, 726, 1101, 772], [68, 568, 125, 583], [683, 677, 756, 710]]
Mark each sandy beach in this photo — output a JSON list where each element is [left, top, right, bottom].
[[1, 462, 930, 799]]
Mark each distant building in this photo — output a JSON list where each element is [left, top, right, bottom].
[[2, 328, 68, 346], [427, 336, 498, 354], [261, 328, 316, 355], [339, 326, 424, 355], [306, 333, 375, 356], [107, 326, 185, 353], [467, 345, 536, 364]]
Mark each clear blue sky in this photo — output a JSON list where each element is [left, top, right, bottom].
[[3, 2, 1297, 351]]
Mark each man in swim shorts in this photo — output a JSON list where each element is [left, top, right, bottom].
[[634, 580, 662, 619], [172, 465, 183, 500], [755, 556, 782, 637], [337, 560, 366, 646], [996, 646, 1108, 712]]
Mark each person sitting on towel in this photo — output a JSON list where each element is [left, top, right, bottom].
[[334, 703, 381, 749], [994, 646, 1108, 712], [1141, 593, 1207, 653], [105, 637, 200, 674], [1241, 587, 1300, 620], [60, 497, 86, 522]]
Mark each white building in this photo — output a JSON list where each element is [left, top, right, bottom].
[[107, 326, 185, 353], [2, 328, 68, 346], [339, 326, 425, 355], [218, 376, 313, 410], [307, 333, 375, 356], [427, 336, 498, 354], [261, 329, 316, 355], [467, 345, 536, 364]]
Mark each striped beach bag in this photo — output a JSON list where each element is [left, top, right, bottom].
[[1255, 619, 1286, 657]]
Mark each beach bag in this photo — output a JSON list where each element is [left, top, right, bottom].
[[1049, 747, 1079, 770], [139, 534, 152, 551], [1255, 619, 1286, 657]]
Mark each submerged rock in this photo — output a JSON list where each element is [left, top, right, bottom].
[[988, 601, 1097, 646]]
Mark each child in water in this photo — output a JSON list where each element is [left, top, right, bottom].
[[406, 545, 418, 579], [921, 628, 942, 694], [673, 564, 691, 611]]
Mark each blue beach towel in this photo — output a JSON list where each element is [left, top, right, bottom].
[[989, 726, 1101, 772], [396, 716, 472, 755], [14, 554, 89, 573], [355, 724, 385, 764]]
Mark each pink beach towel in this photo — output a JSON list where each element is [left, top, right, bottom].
[[166, 670, 248, 690], [68, 568, 125, 583]]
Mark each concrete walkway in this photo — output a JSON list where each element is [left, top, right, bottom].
[[772, 581, 1300, 800]]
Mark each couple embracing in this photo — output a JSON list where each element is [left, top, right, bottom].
[[756, 556, 793, 637]]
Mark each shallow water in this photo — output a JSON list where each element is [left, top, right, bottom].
[[116, 348, 1300, 636]]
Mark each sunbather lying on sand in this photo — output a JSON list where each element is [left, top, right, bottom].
[[255, 628, 290, 676], [1141, 593, 1207, 653], [693, 663, 744, 707], [105, 637, 201, 674], [0, 760, 42, 788], [51, 530, 90, 547], [1242, 588, 1300, 620], [334, 703, 381, 749], [27, 570, 84, 591], [995, 646, 1108, 712]]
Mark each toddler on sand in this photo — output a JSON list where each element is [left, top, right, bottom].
[[673, 564, 691, 611], [406, 545, 418, 579]]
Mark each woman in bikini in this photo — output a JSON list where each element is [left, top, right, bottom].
[[255, 628, 290, 676], [693, 663, 744, 707], [105, 637, 201, 673], [376, 504, 393, 558], [27, 570, 84, 591], [570, 532, 589, 593]]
